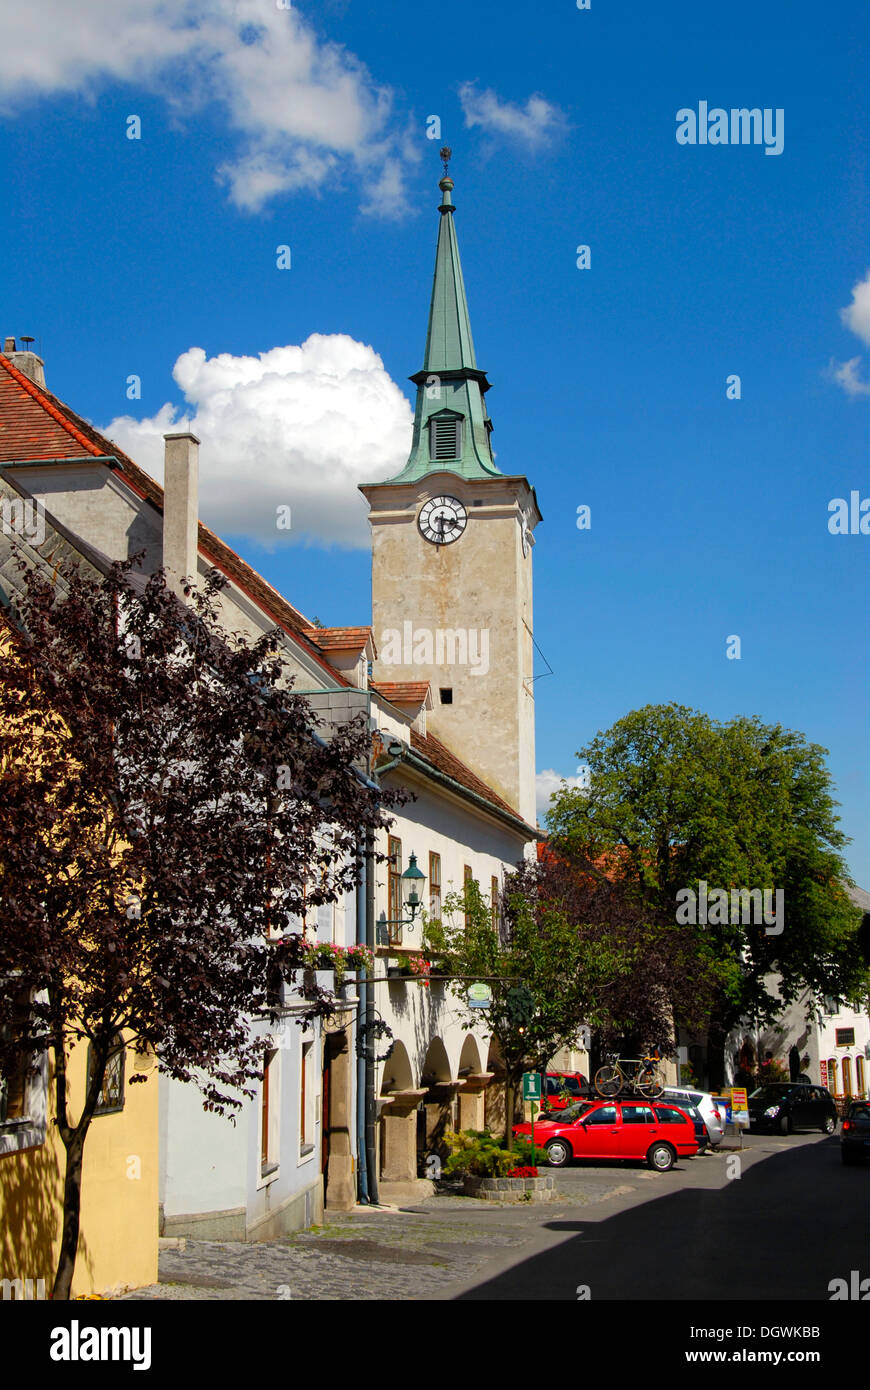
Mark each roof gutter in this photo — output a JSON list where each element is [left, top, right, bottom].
[[377, 744, 538, 841]]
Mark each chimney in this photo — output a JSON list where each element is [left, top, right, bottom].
[[4, 336, 46, 388], [162, 432, 200, 597]]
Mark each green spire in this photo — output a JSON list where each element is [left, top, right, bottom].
[[382, 149, 501, 484], [423, 160, 477, 373]]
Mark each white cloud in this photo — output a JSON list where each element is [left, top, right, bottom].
[[100, 334, 413, 548], [840, 270, 870, 346], [535, 768, 587, 822], [458, 82, 566, 149], [830, 356, 870, 398], [831, 271, 870, 397], [0, 0, 415, 216]]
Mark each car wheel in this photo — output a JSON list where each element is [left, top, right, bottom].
[[821, 1115, 837, 1135], [647, 1141, 676, 1172], [545, 1138, 572, 1168], [780, 1114, 792, 1136]]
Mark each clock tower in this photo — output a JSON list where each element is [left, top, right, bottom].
[[360, 153, 541, 826]]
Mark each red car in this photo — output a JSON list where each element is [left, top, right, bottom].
[[541, 1071, 590, 1111], [515, 1098, 698, 1172]]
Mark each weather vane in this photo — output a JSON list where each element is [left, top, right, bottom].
[[440, 145, 452, 177]]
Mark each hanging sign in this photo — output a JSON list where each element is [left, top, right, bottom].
[[467, 983, 492, 1009]]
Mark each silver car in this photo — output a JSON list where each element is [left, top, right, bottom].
[[662, 1087, 725, 1147]]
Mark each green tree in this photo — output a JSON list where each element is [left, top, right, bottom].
[[546, 703, 867, 1078], [425, 862, 712, 1145]]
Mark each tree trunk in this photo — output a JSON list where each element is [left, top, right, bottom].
[[52, 1129, 86, 1300], [51, 1025, 105, 1300], [504, 1076, 515, 1150]]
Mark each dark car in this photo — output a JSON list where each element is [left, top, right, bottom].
[[747, 1083, 837, 1135], [841, 1100, 870, 1165]]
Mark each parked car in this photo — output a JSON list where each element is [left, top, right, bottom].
[[515, 1098, 698, 1172], [747, 1083, 838, 1135], [540, 1071, 590, 1112], [664, 1096, 708, 1153], [712, 1097, 729, 1128], [841, 1100, 870, 1165], [661, 1087, 725, 1147]]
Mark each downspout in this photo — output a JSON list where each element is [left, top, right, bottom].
[[355, 841, 369, 1204], [364, 824, 379, 1204], [361, 751, 407, 1206]]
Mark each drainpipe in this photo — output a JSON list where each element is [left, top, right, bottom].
[[355, 841, 369, 1204], [364, 825, 379, 1204]]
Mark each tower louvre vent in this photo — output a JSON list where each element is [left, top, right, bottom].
[[430, 416, 462, 461]]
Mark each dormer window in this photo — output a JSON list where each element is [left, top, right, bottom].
[[429, 413, 462, 461]]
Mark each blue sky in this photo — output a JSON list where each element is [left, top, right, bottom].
[[1, 0, 868, 882]]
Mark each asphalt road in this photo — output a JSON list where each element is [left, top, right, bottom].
[[445, 1129, 870, 1300]]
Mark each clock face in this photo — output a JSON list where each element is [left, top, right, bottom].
[[418, 495, 467, 545]]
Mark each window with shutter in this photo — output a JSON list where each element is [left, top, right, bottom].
[[429, 416, 461, 460]]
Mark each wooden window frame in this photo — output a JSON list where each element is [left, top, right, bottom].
[[0, 986, 48, 1156], [86, 1035, 126, 1117], [463, 864, 474, 928], [388, 836, 403, 944], [429, 852, 442, 922], [299, 1040, 315, 1160], [260, 1047, 279, 1180]]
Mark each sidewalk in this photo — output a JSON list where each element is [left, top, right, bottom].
[[122, 1172, 637, 1301]]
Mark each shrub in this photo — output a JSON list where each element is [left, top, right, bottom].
[[442, 1129, 516, 1178], [513, 1133, 549, 1166]]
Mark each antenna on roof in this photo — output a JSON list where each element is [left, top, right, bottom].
[[20, 336, 35, 348]]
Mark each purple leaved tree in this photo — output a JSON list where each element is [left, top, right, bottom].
[[0, 556, 397, 1298]]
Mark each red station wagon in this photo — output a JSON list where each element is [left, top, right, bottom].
[[515, 1098, 698, 1172]]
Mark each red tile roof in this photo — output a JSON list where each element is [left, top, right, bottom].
[[0, 354, 104, 461], [302, 626, 374, 654], [371, 680, 431, 706]]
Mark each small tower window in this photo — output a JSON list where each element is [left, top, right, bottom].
[[439, 687, 453, 705], [429, 415, 462, 461]]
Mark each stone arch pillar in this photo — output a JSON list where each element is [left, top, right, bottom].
[[456, 1036, 492, 1130], [378, 1041, 430, 1201]]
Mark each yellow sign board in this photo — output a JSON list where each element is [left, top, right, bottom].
[[730, 1086, 749, 1127]]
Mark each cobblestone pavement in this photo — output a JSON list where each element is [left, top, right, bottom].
[[122, 1168, 659, 1301]]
